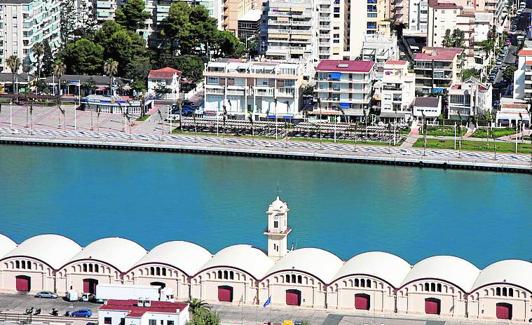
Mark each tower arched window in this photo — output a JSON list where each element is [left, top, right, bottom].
[[83, 263, 87, 272], [150, 267, 155, 276], [367, 279, 371, 288], [21, 261, 26, 269], [162, 268, 167, 276], [27, 261, 31, 270], [437, 284, 442, 292], [218, 270, 222, 279], [431, 283, 436, 292], [156, 267, 161, 276], [291, 274, 296, 283], [89, 264, 93, 272], [285, 274, 290, 283], [95, 264, 99, 273], [229, 271, 234, 280], [508, 288, 513, 297], [298, 275, 302, 284], [354, 279, 359, 287], [424, 283, 429, 291], [224, 270, 228, 279], [496, 287, 501, 296], [502, 287, 507, 296]]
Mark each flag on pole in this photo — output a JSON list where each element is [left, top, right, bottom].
[[263, 296, 271, 308]]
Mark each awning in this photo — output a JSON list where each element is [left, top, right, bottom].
[[339, 102, 350, 109], [329, 72, 342, 80], [431, 87, 445, 94]]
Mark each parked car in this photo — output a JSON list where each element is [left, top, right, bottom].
[[67, 309, 92, 317], [35, 291, 58, 299]]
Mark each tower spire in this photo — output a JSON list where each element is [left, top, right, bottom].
[[264, 196, 291, 261]]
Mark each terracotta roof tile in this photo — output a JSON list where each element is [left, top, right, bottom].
[[316, 60, 374, 73]]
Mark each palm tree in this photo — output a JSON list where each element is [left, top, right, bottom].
[[32, 42, 45, 78], [53, 62, 66, 128], [103, 59, 118, 96], [186, 298, 209, 316], [6, 55, 21, 95]]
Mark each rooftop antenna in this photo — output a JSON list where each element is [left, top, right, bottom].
[[276, 181, 281, 198]]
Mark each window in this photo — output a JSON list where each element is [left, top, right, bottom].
[[509, 288, 513, 297], [437, 284, 442, 292], [15, 261, 20, 269], [224, 271, 228, 279], [218, 270, 222, 279], [89, 264, 93, 272], [425, 283, 430, 291], [291, 274, 296, 283], [21, 261, 26, 269], [431, 283, 436, 292], [149, 320, 156, 325], [120, 319, 125, 325], [502, 288, 507, 296], [104, 317, 112, 325], [496, 287, 501, 296], [167, 322, 174, 325], [274, 221, 278, 228], [156, 267, 161, 276], [229, 271, 234, 280], [162, 268, 167, 276], [366, 279, 371, 288], [95, 265, 99, 273], [298, 275, 302, 284], [354, 279, 359, 287], [27, 262, 31, 270], [285, 274, 290, 283], [150, 267, 155, 276]]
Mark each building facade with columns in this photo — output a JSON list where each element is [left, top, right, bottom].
[[0, 199, 531, 323]]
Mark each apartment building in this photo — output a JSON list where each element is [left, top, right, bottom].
[[203, 59, 305, 119], [513, 48, 532, 101], [221, 0, 258, 34], [447, 78, 492, 120], [314, 60, 375, 120], [391, 0, 409, 26], [0, 0, 61, 73], [361, 35, 399, 80], [405, 0, 428, 36], [413, 47, 464, 94], [265, 0, 316, 60], [380, 60, 415, 121], [314, 0, 350, 60]]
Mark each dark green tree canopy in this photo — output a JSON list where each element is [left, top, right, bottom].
[[60, 39, 104, 75], [115, 0, 150, 31]]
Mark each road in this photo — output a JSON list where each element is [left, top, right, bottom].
[[0, 105, 530, 172]]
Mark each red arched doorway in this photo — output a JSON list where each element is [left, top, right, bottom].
[[425, 298, 441, 315], [496, 303, 512, 320], [217, 286, 233, 302], [82, 279, 98, 294], [16, 275, 31, 292], [355, 293, 370, 310], [285, 289, 301, 306]]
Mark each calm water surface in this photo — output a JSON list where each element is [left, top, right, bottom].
[[0, 145, 530, 268]]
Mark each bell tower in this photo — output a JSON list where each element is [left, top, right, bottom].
[[264, 196, 291, 261]]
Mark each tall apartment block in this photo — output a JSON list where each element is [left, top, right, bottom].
[[0, 0, 61, 73]]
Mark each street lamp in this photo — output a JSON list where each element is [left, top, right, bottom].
[[422, 110, 426, 156], [274, 98, 278, 140]]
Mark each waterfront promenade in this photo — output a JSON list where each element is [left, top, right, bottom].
[[0, 105, 530, 173]]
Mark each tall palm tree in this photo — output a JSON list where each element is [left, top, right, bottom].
[[103, 59, 118, 96], [186, 298, 209, 316], [32, 42, 45, 78], [6, 55, 21, 95], [53, 62, 66, 128]]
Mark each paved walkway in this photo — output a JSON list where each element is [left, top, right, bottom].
[[400, 120, 419, 148]]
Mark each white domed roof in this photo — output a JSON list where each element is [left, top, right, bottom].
[[4, 234, 82, 269], [472, 260, 532, 292], [268, 197, 287, 211], [71, 237, 147, 272], [401, 256, 480, 292], [334, 252, 411, 288], [134, 241, 212, 276], [0, 234, 17, 258], [200, 244, 274, 279], [266, 248, 344, 283]]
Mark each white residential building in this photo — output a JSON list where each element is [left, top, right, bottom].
[[413, 47, 464, 94], [405, 0, 428, 36], [203, 59, 305, 119], [266, 0, 316, 60], [0, 0, 61, 73], [314, 60, 375, 120], [448, 78, 492, 120], [513, 48, 532, 101], [98, 300, 189, 325], [413, 96, 441, 121], [360, 35, 399, 80], [380, 60, 415, 121]]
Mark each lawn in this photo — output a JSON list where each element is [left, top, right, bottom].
[[413, 139, 531, 154], [420, 126, 466, 137], [472, 127, 517, 138], [136, 115, 151, 121]]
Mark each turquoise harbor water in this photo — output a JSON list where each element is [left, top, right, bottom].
[[0, 145, 530, 268]]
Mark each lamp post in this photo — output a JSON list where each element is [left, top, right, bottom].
[[9, 100, 13, 129], [422, 110, 426, 156], [274, 98, 278, 140]]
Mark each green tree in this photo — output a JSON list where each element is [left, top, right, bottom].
[[61, 38, 104, 75], [41, 40, 54, 77], [82, 77, 96, 96], [53, 61, 67, 127], [461, 68, 480, 80], [503, 65, 517, 81], [212, 30, 245, 58], [187, 308, 219, 325], [187, 299, 210, 316], [160, 1, 192, 58], [6, 55, 21, 94], [104, 59, 119, 95], [125, 56, 151, 91], [115, 0, 150, 31], [32, 42, 45, 78], [174, 55, 204, 82], [443, 28, 465, 48], [60, 0, 77, 43], [443, 29, 453, 47]]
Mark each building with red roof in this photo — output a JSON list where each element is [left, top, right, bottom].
[[314, 60, 375, 120], [514, 48, 532, 101], [414, 47, 464, 94], [99, 299, 189, 325], [448, 78, 492, 120], [147, 67, 182, 101]]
